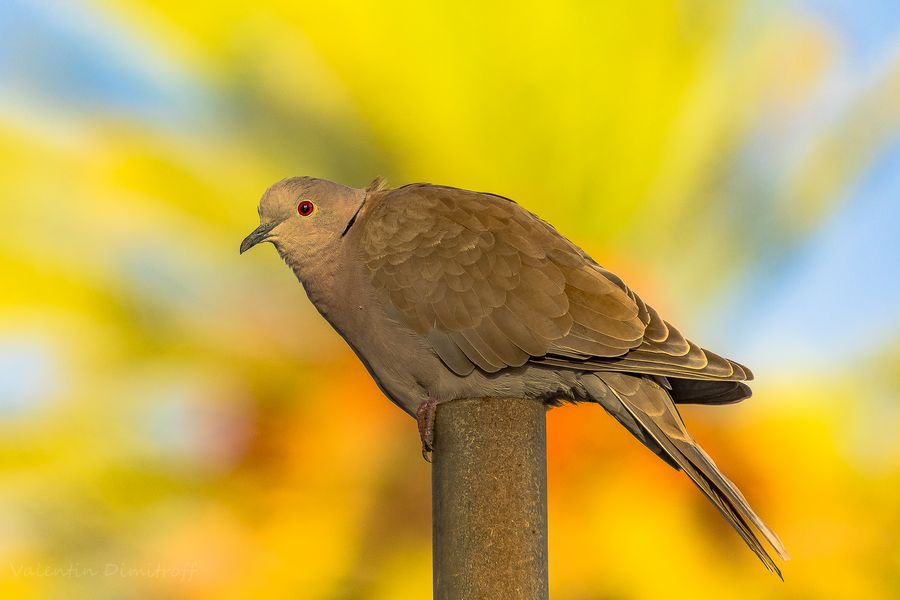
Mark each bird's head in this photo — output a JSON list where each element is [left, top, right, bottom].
[[240, 176, 366, 260]]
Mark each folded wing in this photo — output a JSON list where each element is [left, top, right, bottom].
[[360, 183, 751, 391]]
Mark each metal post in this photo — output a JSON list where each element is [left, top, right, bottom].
[[432, 397, 549, 600]]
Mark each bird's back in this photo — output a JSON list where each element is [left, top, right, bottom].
[[358, 182, 752, 404]]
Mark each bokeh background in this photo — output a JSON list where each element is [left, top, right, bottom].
[[1, 1, 898, 598]]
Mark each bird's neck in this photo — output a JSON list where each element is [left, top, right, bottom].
[[281, 242, 351, 322]]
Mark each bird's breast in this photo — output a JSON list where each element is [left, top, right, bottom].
[[309, 279, 433, 416]]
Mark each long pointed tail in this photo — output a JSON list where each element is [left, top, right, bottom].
[[591, 372, 789, 578]]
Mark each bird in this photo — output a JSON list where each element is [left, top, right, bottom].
[[240, 176, 789, 577]]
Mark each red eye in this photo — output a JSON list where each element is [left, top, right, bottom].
[[298, 200, 314, 216]]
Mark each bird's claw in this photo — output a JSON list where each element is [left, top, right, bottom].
[[416, 397, 438, 463]]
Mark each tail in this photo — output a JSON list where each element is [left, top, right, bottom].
[[585, 372, 789, 578]]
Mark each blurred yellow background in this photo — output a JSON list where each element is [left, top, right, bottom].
[[1, 1, 898, 598]]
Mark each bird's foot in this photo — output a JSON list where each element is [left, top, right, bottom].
[[416, 396, 438, 462]]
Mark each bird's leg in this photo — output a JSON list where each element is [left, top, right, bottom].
[[416, 396, 438, 462]]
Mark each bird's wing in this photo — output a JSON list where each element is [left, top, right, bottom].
[[534, 257, 752, 382], [360, 184, 748, 381]]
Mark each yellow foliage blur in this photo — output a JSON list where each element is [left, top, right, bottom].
[[1, 1, 898, 598]]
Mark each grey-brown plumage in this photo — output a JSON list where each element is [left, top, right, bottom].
[[241, 176, 788, 576]]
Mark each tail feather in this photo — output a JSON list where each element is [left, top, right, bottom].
[[594, 372, 788, 578], [668, 379, 752, 405]]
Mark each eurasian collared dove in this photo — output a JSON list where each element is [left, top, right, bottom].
[[241, 176, 788, 576]]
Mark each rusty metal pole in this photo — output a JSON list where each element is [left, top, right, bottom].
[[432, 397, 549, 600]]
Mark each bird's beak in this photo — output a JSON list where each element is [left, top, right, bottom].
[[240, 222, 276, 254]]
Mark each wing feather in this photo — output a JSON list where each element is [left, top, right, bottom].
[[360, 183, 751, 384]]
